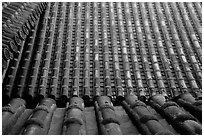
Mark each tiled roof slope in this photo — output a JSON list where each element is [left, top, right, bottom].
[[2, 2, 202, 135]]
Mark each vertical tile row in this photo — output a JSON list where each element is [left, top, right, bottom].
[[166, 3, 201, 75], [116, 3, 134, 95], [83, 3, 91, 100], [93, 3, 101, 97], [88, 3, 94, 100], [147, 3, 178, 97], [48, 3, 67, 99], [174, 3, 202, 92], [58, 3, 70, 102], [167, 3, 201, 97], [46, 2, 62, 98], [176, 2, 202, 62], [140, 3, 168, 97], [132, 3, 156, 97], [177, 3, 202, 87], [185, 3, 202, 41], [26, 3, 51, 100], [113, 3, 127, 98], [105, 3, 116, 99], [158, 3, 189, 94], [121, 3, 138, 96], [129, 3, 149, 98], [108, 3, 124, 99], [61, 3, 75, 100], [37, 3, 59, 98], [123, 3, 146, 98], [101, 3, 112, 97], [121, 2, 137, 93], [72, 3, 83, 97], [98, 3, 106, 96], [183, 3, 202, 44], [67, 3, 77, 98], [79, 3, 86, 98]]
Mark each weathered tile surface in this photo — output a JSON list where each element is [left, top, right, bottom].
[[2, 2, 202, 135]]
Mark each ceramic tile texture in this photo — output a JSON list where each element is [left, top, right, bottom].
[[2, 2, 202, 135]]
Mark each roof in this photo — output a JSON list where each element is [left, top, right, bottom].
[[2, 94, 202, 135], [2, 2, 202, 135]]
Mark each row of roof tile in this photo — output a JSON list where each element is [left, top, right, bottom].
[[2, 2, 202, 135], [2, 2, 202, 107], [2, 93, 202, 135]]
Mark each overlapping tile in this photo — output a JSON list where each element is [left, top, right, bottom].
[[2, 2, 202, 135]]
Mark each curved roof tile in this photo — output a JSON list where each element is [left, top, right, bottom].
[[2, 2, 202, 135]]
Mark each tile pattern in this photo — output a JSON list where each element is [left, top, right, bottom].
[[2, 95, 202, 135], [2, 2, 202, 135]]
